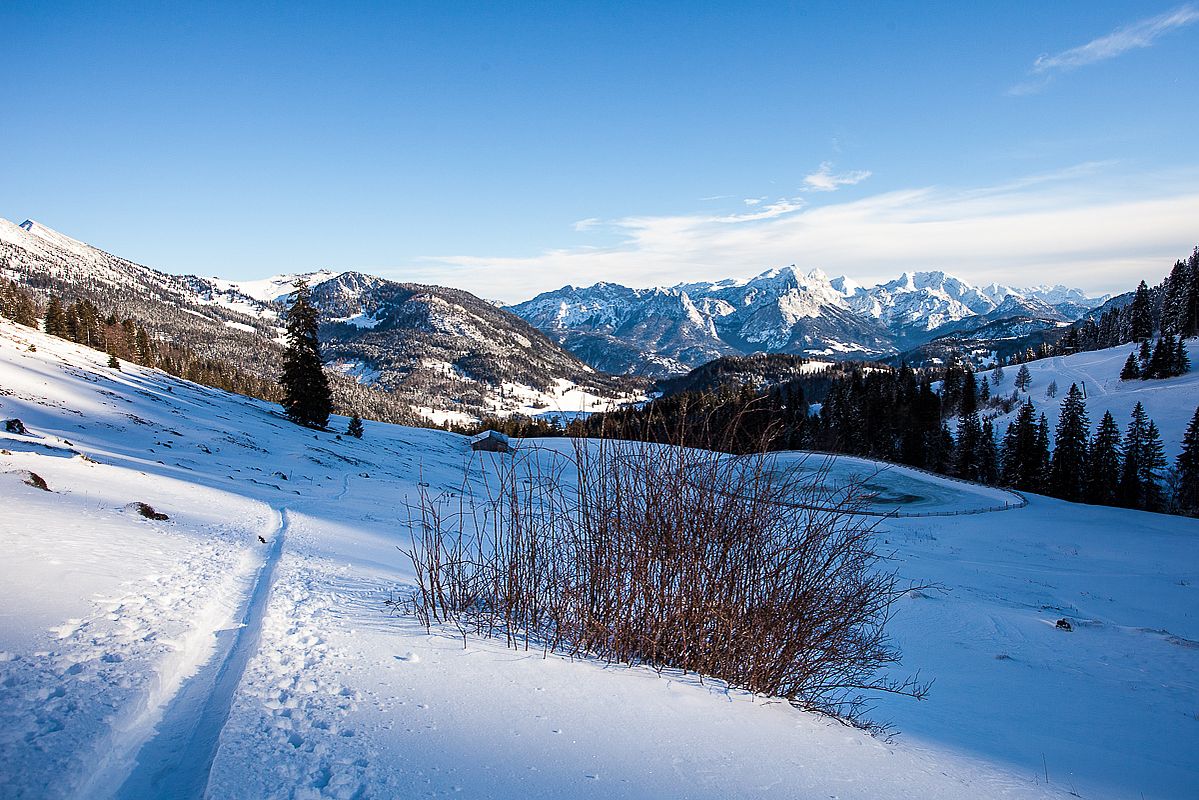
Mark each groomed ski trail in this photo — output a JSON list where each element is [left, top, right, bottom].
[[109, 509, 289, 800]]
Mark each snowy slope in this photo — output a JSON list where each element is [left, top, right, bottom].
[[1, 318, 1195, 799], [985, 339, 1199, 457]]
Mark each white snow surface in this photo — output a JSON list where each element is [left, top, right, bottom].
[[0, 318, 1196, 799], [205, 271, 341, 306]]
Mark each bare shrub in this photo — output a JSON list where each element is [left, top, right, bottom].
[[395, 436, 926, 728]]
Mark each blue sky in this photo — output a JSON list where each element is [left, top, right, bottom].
[[3, 1, 1198, 301]]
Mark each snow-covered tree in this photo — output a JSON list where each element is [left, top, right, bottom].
[[1128, 280, 1153, 342]]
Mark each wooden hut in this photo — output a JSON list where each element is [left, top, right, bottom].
[[470, 430, 511, 453]]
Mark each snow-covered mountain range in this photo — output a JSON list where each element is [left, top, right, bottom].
[[0, 215, 1107, 400], [0, 218, 639, 423], [508, 267, 1108, 376]]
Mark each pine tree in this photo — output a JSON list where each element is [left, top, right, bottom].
[[44, 294, 68, 337], [1141, 421, 1167, 512], [1045, 379, 1058, 399], [1173, 337, 1190, 377], [0, 280, 38, 327], [979, 419, 999, 485], [1035, 414, 1051, 490], [279, 279, 333, 429], [1175, 406, 1199, 515], [1128, 280, 1153, 342], [1162, 259, 1191, 336], [1001, 400, 1042, 491], [347, 413, 364, 439], [1015, 364, 1032, 392], [107, 354, 121, 370], [991, 364, 1004, 386], [1145, 335, 1174, 379], [1138, 338, 1152, 371], [1120, 351, 1141, 380], [1087, 411, 1121, 506], [1119, 402, 1152, 509], [955, 409, 983, 482], [1049, 384, 1089, 502]]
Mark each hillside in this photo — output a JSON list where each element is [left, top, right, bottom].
[[1, 317, 1196, 799], [0, 218, 639, 423], [983, 339, 1199, 458]]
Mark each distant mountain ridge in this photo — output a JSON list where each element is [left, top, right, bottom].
[[508, 266, 1108, 376], [0, 218, 638, 423]]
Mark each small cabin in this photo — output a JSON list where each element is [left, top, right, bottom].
[[470, 430, 511, 453]]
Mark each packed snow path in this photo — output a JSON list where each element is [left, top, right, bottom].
[[1, 319, 1197, 799], [112, 510, 287, 800]]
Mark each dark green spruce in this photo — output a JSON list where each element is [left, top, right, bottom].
[[280, 279, 333, 429]]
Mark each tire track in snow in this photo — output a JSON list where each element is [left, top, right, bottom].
[[109, 508, 289, 800]]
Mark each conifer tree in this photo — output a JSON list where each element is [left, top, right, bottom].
[[1087, 411, 1121, 506], [1142, 421, 1167, 512], [1138, 339, 1152, 371], [1162, 259, 1192, 336], [1035, 414, 1051, 489], [0, 280, 38, 327], [44, 294, 68, 337], [1173, 337, 1190, 377], [1120, 351, 1141, 381], [991, 364, 1004, 386], [1119, 402, 1156, 509], [1001, 400, 1041, 491], [1145, 335, 1174, 379], [1015, 364, 1032, 392], [1175, 406, 1199, 515], [954, 409, 982, 482], [107, 354, 121, 370], [1045, 379, 1058, 399], [1049, 384, 1089, 502], [979, 419, 999, 485], [279, 279, 333, 429], [347, 413, 365, 439], [1128, 280, 1153, 342]]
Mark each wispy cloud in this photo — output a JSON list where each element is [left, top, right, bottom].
[[1010, 4, 1199, 94], [398, 163, 1199, 302], [802, 162, 872, 192], [715, 197, 805, 223], [571, 217, 602, 232]]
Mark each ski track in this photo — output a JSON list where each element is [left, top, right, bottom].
[[110, 509, 288, 800], [1050, 355, 1107, 398]]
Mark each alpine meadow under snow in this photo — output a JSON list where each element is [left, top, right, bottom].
[[1, 317, 1197, 799], [8, 4, 1199, 798]]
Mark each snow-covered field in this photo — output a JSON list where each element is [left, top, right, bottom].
[[986, 340, 1199, 457], [1, 317, 1196, 799]]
